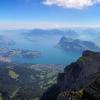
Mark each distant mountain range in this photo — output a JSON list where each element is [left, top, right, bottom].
[[25, 29, 78, 38], [58, 36, 100, 52]]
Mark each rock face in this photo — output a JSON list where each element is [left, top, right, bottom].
[[58, 50, 100, 91], [83, 74, 100, 100], [57, 74, 100, 100], [41, 50, 100, 100], [58, 36, 100, 52]]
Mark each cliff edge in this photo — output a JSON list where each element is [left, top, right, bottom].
[[41, 50, 100, 100]]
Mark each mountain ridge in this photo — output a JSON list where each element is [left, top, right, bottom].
[[41, 50, 100, 100], [58, 36, 100, 52]]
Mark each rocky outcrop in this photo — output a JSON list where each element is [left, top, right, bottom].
[[40, 84, 60, 100], [58, 50, 100, 91], [57, 74, 100, 100], [41, 50, 100, 100], [82, 74, 100, 100]]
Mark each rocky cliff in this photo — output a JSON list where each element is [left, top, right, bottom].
[[41, 50, 100, 100], [58, 50, 100, 90]]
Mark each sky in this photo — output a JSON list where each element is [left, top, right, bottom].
[[0, 0, 100, 29]]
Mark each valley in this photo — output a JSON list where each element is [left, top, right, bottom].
[[0, 29, 100, 100], [0, 62, 64, 99]]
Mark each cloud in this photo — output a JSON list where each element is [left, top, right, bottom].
[[42, 0, 100, 9], [0, 22, 100, 29], [0, 22, 69, 29]]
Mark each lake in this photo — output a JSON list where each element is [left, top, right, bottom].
[[0, 30, 81, 65]]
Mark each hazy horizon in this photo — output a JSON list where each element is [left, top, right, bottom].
[[0, 0, 100, 29]]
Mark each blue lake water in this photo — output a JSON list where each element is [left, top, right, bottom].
[[0, 30, 81, 65]]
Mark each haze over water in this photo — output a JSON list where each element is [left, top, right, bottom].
[[0, 30, 81, 65]]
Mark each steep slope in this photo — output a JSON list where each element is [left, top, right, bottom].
[[82, 74, 100, 100], [58, 50, 100, 90], [57, 74, 100, 100], [41, 50, 100, 100]]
